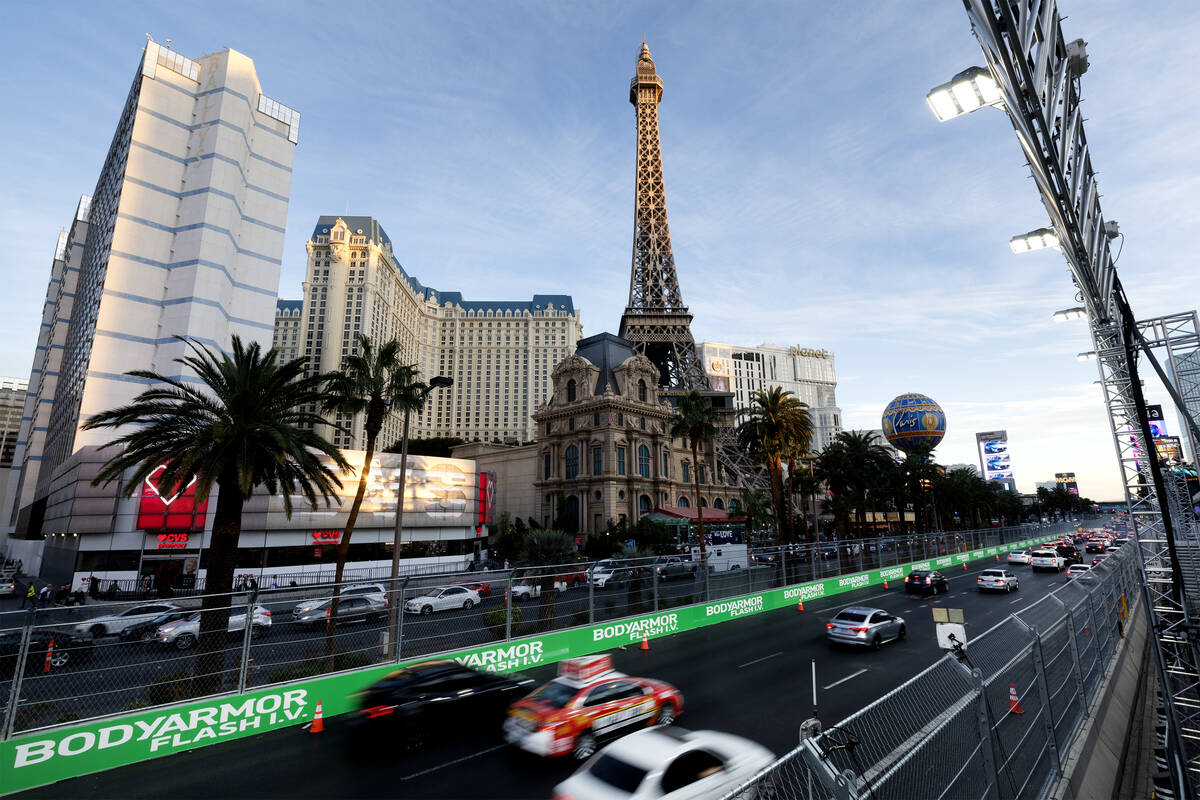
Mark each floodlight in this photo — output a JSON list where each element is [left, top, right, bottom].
[[926, 66, 1003, 122], [1077, 351, 1097, 362], [1053, 307, 1087, 322], [1010, 228, 1060, 253]]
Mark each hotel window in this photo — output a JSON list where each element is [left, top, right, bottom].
[[592, 447, 602, 475], [544, 453, 552, 480], [616, 447, 626, 476], [637, 445, 650, 478], [564, 445, 579, 479]]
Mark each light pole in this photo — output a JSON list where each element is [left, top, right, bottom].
[[384, 375, 452, 659]]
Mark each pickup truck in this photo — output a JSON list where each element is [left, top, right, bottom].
[[653, 556, 697, 581]]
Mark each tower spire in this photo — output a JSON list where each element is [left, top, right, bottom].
[[618, 43, 708, 390]]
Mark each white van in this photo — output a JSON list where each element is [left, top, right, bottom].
[[690, 544, 749, 572]]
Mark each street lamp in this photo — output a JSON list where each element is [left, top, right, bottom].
[[925, 66, 1003, 122], [1009, 227, 1060, 253], [1077, 351, 1097, 362], [385, 374, 453, 658], [1053, 307, 1088, 322]]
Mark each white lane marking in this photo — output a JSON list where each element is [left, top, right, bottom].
[[399, 743, 507, 781], [824, 668, 869, 690], [738, 651, 783, 669], [1010, 598, 1024, 604]]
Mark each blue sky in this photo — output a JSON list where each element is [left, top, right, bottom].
[[2, 1, 1198, 500]]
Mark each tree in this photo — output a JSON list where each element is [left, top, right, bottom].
[[817, 431, 893, 537], [738, 490, 773, 547], [788, 464, 821, 542], [83, 336, 348, 695], [517, 530, 576, 631], [321, 335, 425, 651], [669, 391, 719, 568], [737, 388, 813, 543]]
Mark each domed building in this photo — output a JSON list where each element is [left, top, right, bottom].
[[532, 333, 739, 534]]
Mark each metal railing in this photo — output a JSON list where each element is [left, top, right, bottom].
[[720, 539, 1141, 800], [0, 520, 1080, 741]]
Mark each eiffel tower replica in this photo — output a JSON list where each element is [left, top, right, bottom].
[[618, 42, 762, 490]]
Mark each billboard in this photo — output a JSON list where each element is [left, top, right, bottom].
[[1055, 472, 1079, 497], [1156, 437, 1184, 464], [976, 430, 1014, 484], [1147, 404, 1169, 438], [137, 464, 209, 531]]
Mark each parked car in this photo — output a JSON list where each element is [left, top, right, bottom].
[[290, 583, 388, 619], [292, 595, 387, 627], [553, 727, 775, 800], [653, 556, 697, 581], [0, 629, 94, 677], [403, 585, 481, 615], [1030, 549, 1066, 572], [509, 579, 565, 601], [904, 570, 948, 596], [347, 660, 535, 748], [826, 607, 906, 649], [74, 602, 183, 638], [155, 605, 272, 649], [977, 569, 1019, 593], [120, 610, 192, 642], [1007, 550, 1033, 565]]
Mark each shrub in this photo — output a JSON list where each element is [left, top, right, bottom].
[[482, 606, 520, 640], [146, 672, 191, 706], [268, 649, 373, 684], [15, 701, 57, 731]]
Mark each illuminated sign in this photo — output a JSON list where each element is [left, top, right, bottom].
[[1055, 472, 1079, 497], [976, 431, 1014, 484], [137, 465, 209, 532], [312, 530, 342, 545], [1156, 437, 1184, 464], [477, 471, 495, 532], [786, 346, 831, 359], [155, 533, 190, 550]]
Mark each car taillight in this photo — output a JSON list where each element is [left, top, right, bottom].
[[851, 627, 868, 633], [904, 577, 909, 583], [976, 578, 982, 582], [263, 611, 271, 616], [364, 705, 395, 718], [826, 623, 834, 630]]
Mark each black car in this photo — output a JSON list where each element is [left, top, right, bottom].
[[0, 629, 94, 678], [120, 610, 192, 642], [904, 570, 949, 596], [1084, 541, 1106, 554], [1055, 545, 1083, 566], [347, 660, 535, 750]]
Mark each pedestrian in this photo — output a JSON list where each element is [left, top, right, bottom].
[[503, 559, 511, 571], [247, 575, 258, 593], [88, 575, 100, 599], [21, 582, 34, 609], [269, 575, 278, 590], [106, 581, 119, 601], [38, 584, 52, 607], [15, 558, 23, 575]]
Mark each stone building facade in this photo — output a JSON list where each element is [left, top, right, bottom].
[[533, 333, 738, 534]]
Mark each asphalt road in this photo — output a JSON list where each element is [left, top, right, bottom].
[[24, 560, 1083, 800]]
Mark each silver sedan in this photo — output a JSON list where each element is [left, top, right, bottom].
[[826, 607, 906, 649]]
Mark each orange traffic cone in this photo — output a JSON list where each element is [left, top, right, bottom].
[[797, 599, 804, 612], [963, 563, 968, 571], [1008, 684, 1023, 714], [641, 634, 649, 651], [309, 700, 324, 733], [883, 579, 889, 589], [42, 638, 54, 674], [995, 555, 1000, 562], [1083, 622, 1091, 637]]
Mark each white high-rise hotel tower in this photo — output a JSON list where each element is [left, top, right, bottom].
[[3, 40, 297, 550]]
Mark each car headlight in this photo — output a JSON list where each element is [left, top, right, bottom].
[[160, 626, 177, 634]]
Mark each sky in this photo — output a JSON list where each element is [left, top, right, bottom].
[[1, 1, 1198, 501]]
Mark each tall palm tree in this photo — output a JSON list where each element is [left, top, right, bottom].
[[738, 490, 773, 548], [83, 336, 348, 695], [321, 335, 424, 646], [816, 430, 891, 538], [669, 391, 719, 568], [518, 530, 577, 631], [737, 388, 813, 543], [788, 463, 821, 543]]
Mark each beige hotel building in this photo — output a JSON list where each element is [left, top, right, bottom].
[[282, 216, 583, 450]]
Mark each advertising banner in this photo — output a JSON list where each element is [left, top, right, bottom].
[[976, 430, 1014, 484], [0, 535, 1052, 795]]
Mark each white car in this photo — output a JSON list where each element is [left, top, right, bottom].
[[1007, 550, 1032, 565], [1066, 564, 1090, 580], [75, 602, 183, 638], [1030, 550, 1066, 572], [155, 605, 272, 649], [403, 585, 481, 615], [291, 583, 387, 617], [977, 569, 1019, 593], [554, 726, 775, 800], [510, 578, 566, 601], [589, 560, 619, 587]]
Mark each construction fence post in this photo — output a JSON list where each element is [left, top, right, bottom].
[[392, 577, 409, 663], [652, 566, 659, 613], [236, 596, 256, 693], [1029, 624, 1064, 776], [969, 666, 1004, 800], [588, 568, 596, 623], [505, 574, 513, 641], [1, 608, 36, 741]]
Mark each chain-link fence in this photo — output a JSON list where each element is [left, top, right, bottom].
[[720, 542, 1142, 800], [0, 520, 1079, 741]]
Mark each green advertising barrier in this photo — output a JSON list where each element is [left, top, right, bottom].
[[0, 534, 1057, 795]]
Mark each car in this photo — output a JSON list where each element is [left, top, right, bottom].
[[1030, 549, 1066, 572], [0, 629, 94, 677], [826, 607, 906, 649], [505, 655, 684, 760], [1066, 564, 1090, 580], [155, 604, 272, 649], [977, 569, 1019, 593], [1091, 554, 1109, 566], [653, 556, 697, 581], [292, 595, 387, 627], [1055, 545, 1083, 566], [1007, 549, 1033, 565], [1085, 540, 1107, 554], [904, 570, 948, 595], [290, 583, 388, 618], [984, 441, 1006, 454], [591, 566, 650, 590], [1105, 545, 1120, 555], [74, 602, 184, 638], [404, 585, 481, 615], [588, 560, 621, 586], [0, 577, 16, 597], [552, 726, 776, 800], [120, 610, 193, 642], [509, 578, 570, 601], [347, 660, 536, 748], [452, 580, 493, 598]]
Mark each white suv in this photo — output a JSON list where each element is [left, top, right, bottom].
[[156, 605, 272, 649], [977, 569, 1019, 592], [1030, 550, 1066, 572]]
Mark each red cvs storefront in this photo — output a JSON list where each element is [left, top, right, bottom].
[[136, 465, 209, 591]]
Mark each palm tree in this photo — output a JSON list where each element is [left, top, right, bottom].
[[816, 431, 892, 538], [738, 490, 773, 547], [320, 335, 424, 647], [83, 336, 348, 695], [788, 463, 821, 543], [669, 391, 719, 568], [737, 388, 813, 543], [518, 530, 577, 631]]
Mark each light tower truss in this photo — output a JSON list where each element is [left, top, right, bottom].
[[957, 1, 1200, 795]]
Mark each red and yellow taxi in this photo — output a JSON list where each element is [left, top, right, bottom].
[[503, 654, 683, 760]]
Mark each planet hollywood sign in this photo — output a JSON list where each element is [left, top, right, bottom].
[[786, 346, 831, 359]]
